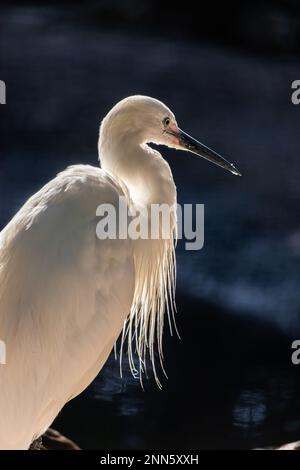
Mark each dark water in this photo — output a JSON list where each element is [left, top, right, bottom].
[[1, 6, 300, 449]]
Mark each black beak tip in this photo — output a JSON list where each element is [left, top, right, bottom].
[[175, 128, 242, 177], [230, 164, 242, 177]]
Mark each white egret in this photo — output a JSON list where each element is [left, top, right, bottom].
[[0, 96, 240, 449]]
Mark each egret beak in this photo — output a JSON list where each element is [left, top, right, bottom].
[[169, 128, 241, 176]]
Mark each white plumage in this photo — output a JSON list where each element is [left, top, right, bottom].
[[0, 96, 240, 449]]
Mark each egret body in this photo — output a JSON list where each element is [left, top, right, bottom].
[[0, 96, 240, 449]]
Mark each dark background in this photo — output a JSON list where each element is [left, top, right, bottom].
[[1, 1, 300, 449]]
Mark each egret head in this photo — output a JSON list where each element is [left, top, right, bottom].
[[100, 95, 241, 176]]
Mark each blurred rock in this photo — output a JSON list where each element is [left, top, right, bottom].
[[256, 440, 300, 450], [30, 428, 80, 450], [277, 440, 300, 450]]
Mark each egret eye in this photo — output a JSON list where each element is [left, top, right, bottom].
[[163, 117, 171, 127]]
